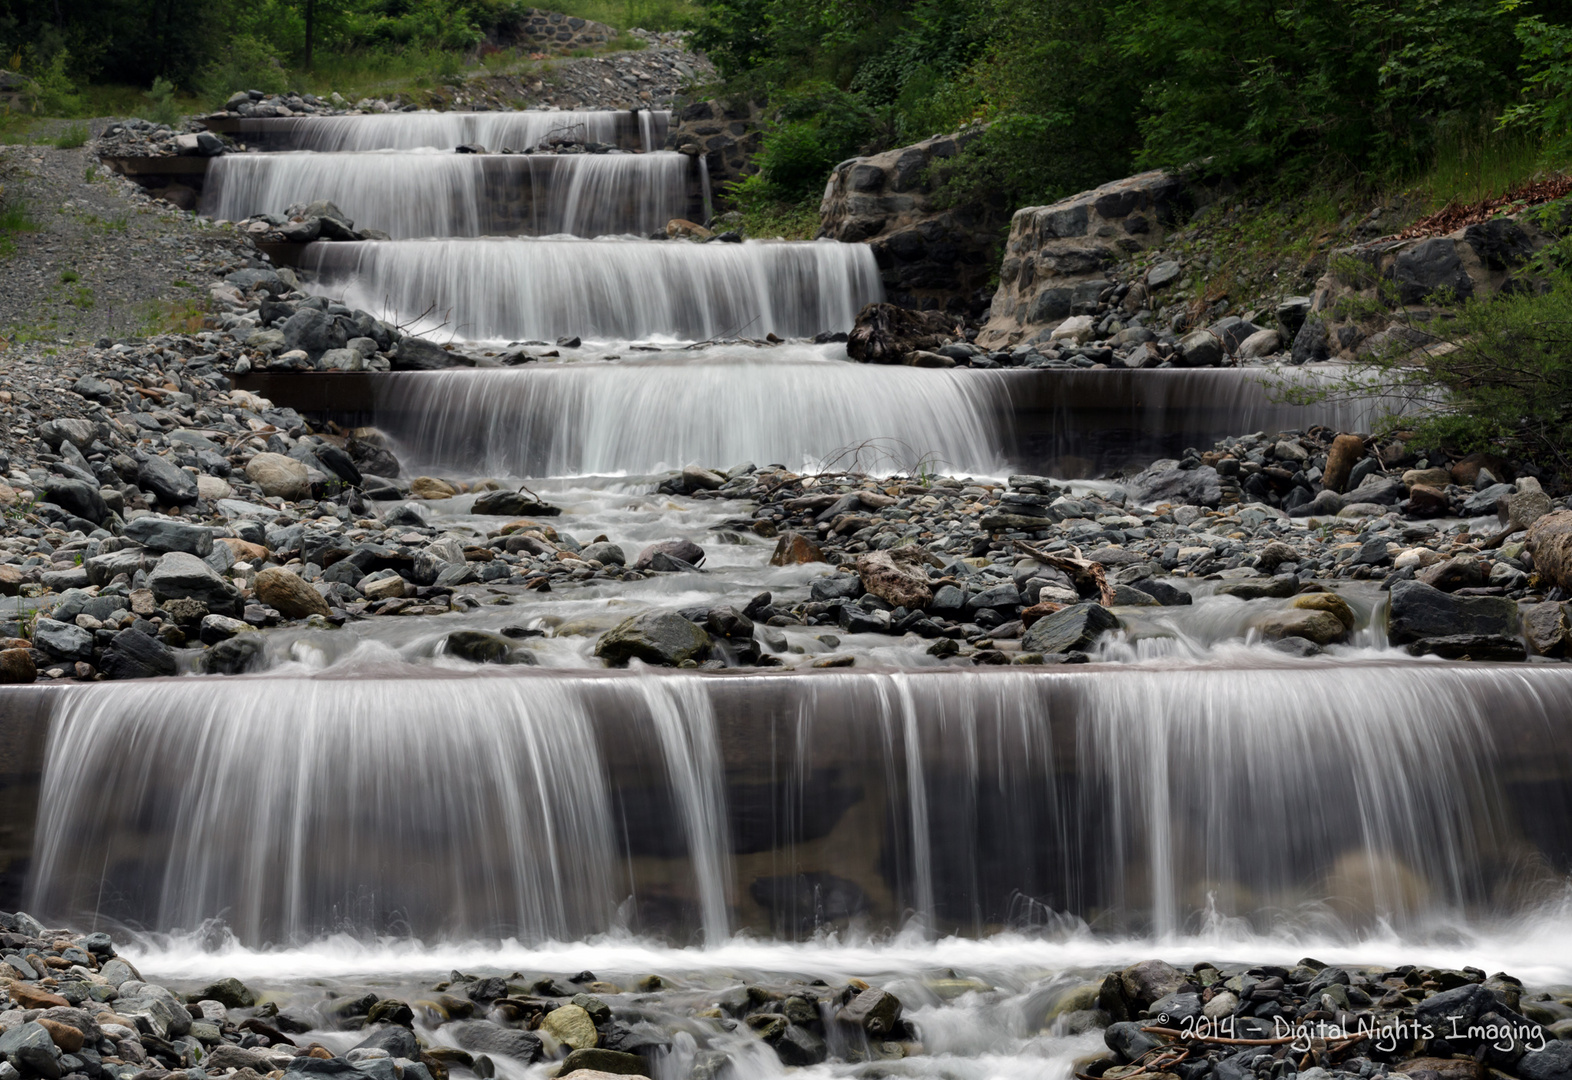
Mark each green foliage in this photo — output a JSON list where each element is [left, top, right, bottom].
[[29, 47, 84, 115], [0, 185, 37, 257], [143, 76, 181, 125], [1499, 6, 1572, 167], [749, 85, 872, 201], [724, 173, 820, 238], [51, 121, 88, 148], [1296, 224, 1572, 470]]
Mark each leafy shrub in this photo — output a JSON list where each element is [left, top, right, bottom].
[[52, 122, 89, 148], [144, 77, 181, 126]]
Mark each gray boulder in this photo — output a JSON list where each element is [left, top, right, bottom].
[[125, 514, 213, 556], [442, 631, 535, 666], [1387, 579, 1524, 661], [595, 612, 712, 667], [391, 336, 465, 371], [472, 490, 559, 517], [33, 618, 94, 662], [137, 455, 199, 506], [443, 1020, 544, 1064], [0, 1021, 61, 1079], [281, 308, 349, 359], [41, 477, 110, 525], [632, 539, 706, 570], [148, 551, 243, 616], [99, 628, 177, 679], [1291, 316, 1330, 365], [1177, 331, 1222, 367], [1391, 238, 1475, 305], [117, 980, 192, 1039], [1022, 603, 1119, 655], [1130, 464, 1222, 508]]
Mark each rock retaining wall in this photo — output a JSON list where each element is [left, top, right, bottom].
[[663, 98, 763, 201], [978, 170, 1187, 347], [493, 8, 617, 51], [818, 128, 1009, 312]]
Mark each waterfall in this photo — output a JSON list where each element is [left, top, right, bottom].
[[305, 237, 884, 341], [27, 664, 1572, 946], [234, 109, 668, 152], [375, 351, 1012, 476], [202, 152, 696, 239]]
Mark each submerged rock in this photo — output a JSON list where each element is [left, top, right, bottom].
[[595, 612, 712, 667]]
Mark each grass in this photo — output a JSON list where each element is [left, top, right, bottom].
[[51, 122, 88, 148], [549, 0, 699, 31], [0, 190, 40, 258], [1403, 117, 1557, 213], [727, 181, 822, 240], [137, 297, 207, 336]]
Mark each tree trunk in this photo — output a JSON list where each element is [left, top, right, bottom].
[[305, 0, 315, 69]]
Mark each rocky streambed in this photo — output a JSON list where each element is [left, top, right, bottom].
[[5, 915, 1572, 1080]]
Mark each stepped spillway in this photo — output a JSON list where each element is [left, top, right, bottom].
[[19, 664, 1572, 945], [304, 236, 884, 340], [203, 151, 698, 238], [229, 108, 669, 152]]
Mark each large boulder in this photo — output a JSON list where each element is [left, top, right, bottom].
[[1322, 434, 1366, 493], [770, 532, 825, 565], [391, 336, 469, 371], [1530, 511, 1572, 589], [98, 627, 178, 680], [595, 612, 712, 667], [40, 478, 110, 525], [280, 308, 348, 359], [1252, 608, 1348, 646], [856, 550, 932, 609], [1021, 602, 1119, 655], [246, 453, 311, 500], [1387, 579, 1523, 660], [472, 490, 560, 517], [254, 567, 332, 618], [125, 514, 214, 556], [443, 1020, 543, 1064], [32, 619, 94, 662], [631, 539, 706, 571], [148, 552, 244, 616], [1129, 464, 1222, 508], [0, 1021, 62, 1079]]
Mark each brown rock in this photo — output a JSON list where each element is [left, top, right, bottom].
[[130, 588, 157, 616], [1395, 1058, 1483, 1080], [410, 476, 457, 500], [846, 302, 955, 363], [1322, 434, 1366, 493], [217, 537, 269, 563], [0, 647, 37, 684], [1020, 601, 1063, 628], [1417, 555, 1486, 592], [1405, 484, 1451, 518], [245, 452, 311, 501], [1401, 468, 1452, 489], [665, 218, 713, 240], [1529, 510, 1572, 589], [855, 550, 933, 609], [8, 981, 70, 1008], [0, 564, 22, 596], [1254, 608, 1348, 645], [1450, 452, 1513, 487], [1291, 591, 1356, 629], [37, 1018, 84, 1053], [769, 532, 825, 566], [253, 567, 333, 618]]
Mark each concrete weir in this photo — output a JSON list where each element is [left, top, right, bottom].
[[5, 663, 1572, 943]]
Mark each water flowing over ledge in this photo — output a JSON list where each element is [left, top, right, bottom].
[[203, 152, 697, 239], [303, 238, 885, 341], [230, 109, 668, 152], [376, 350, 1011, 475], [24, 663, 1572, 949]]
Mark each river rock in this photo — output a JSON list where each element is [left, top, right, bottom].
[[595, 612, 712, 667], [856, 550, 932, 609], [204, 634, 265, 675], [391, 336, 462, 370], [1291, 591, 1355, 629], [837, 988, 902, 1035], [1130, 464, 1222, 508], [1021, 602, 1118, 654], [473, 490, 560, 516], [352, 1026, 419, 1059], [443, 630, 534, 665], [581, 541, 626, 566], [1387, 579, 1523, 660], [137, 455, 199, 505], [118, 981, 191, 1039], [125, 514, 214, 556], [40, 477, 110, 525], [1452, 453, 1515, 487], [281, 308, 348, 358], [246, 453, 311, 500], [33, 618, 95, 662], [1519, 1042, 1572, 1080], [149, 551, 243, 616], [1523, 602, 1570, 656], [846, 302, 952, 362], [632, 539, 705, 570], [542, 1005, 598, 1050], [770, 532, 825, 565], [254, 566, 332, 618], [99, 627, 177, 679], [1177, 330, 1223, 367], [34, 1019, 82, 1054], [1105, 1020, 1164, 1063], [0, 1022, 61, 1079], [196, 977, 256, 1008], [1500, 485, 1554, 535], [1322, 434, 1366, 493], [558, 1049, 650, 1077], [444, 1021, 542, 1063], [1417, 555, 1486, 592], [410, 476, 457, 499], [1253, 608, 1347, 646]]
